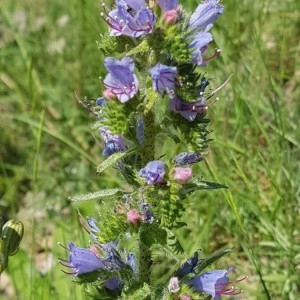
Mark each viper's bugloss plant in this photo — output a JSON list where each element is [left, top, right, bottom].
[[62, 0, 246, 299]]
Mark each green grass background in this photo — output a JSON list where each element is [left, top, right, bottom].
[[0, 0, 299, 299]]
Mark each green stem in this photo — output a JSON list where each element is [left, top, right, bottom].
[[138, 226, 152, 285], [141, 109, 155, 165]]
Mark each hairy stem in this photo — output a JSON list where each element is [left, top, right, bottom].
[[141, 109, 156, 165]]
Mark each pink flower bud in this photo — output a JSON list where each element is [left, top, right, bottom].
[[179, 295, 191, 300], [103, 89, 117, 100], [89, 245, 100, 257], [173, 167, 192, 184], [163, 10, 179, 25], [127, 209, 142, 224]]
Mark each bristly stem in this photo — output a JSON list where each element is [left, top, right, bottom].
[[141, 109, 155, 165], [137, 226, 152, 287]]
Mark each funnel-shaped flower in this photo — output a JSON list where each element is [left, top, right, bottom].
[[169, 96, 207, 121], [188, 0, 224, 31], [107, 0, 155, 37], [157, 0, 178, 11], [174, 152, 203, 166], [139, 160, 166, 185], [190, 267, 245, 300], [60, 242, 105, 276], [189, 30, 213, 66], [103, 57, 139, 103], [149, 64, 177, 94]]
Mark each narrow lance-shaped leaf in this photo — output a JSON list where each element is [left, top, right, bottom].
[[69, 189, 123, 202], [96, 149, 135, 174]]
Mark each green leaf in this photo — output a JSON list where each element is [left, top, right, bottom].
[[69, 189, 122, 202], [180, 180, 228, 194], [96, 150, 135, 174], [196, 248, 232, 274], [122, 282, 151, 300]]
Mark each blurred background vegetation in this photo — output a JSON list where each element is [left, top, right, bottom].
[[0, 0, 299, 299]]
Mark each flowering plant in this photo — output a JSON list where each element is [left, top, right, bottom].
[[60, 0, 245, 299]]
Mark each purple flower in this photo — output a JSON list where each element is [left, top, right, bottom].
[[174, 152, 203, 166], [103, 137, 126, 156], [106, 0, 155, 37], [198, 76, 210, 93], [99, 128, 126, 156], [190, 267, 245, 300], [103, 57, 139, 103], [169, 96, 207, 121], [141, 202, 154, 223], [149, 64, 177, 94], [95, 97, 107, 107], [87, 217, 100, 232], [127, 252, 137, 275], [175, 252, 198, 278], [104, 277, 123, 292], [188, 0, 224, 31], [189, 30, 213, 66], [136, 118, 144, 145], [59, 242, 105, 276], [139, 160, 166, 185], [157, 0, 178, 12]]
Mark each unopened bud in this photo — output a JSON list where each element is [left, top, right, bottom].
[[1, 220, 24, 256]]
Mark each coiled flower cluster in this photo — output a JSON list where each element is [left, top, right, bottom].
[[62, 1, 246, 299]]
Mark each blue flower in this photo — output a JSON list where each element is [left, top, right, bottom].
[[99, 128, 126, 156], [188, 0, 224, 31], [149, 64, 177, 94], [106, 0, 155, 37], [198, 76, 210, 93], [169, 96, 207, 121], [188, 30, 213, 66], [175, 252, 198, 278], [174, 152, 203, 166], [139, 160, 166, 185], [127, 252, 137, 276], [103, 138, 126, 157], [141, 202, 154, 223], [104, 277, 123, 292], [157, 0, 178, 12], [136, 117, 144, 145], [87, 217, 101, 232], [190, 267, 244, 300], [59, 242, 105, 276], [95, 97, 107, 107], [103, 57, 139, 103]]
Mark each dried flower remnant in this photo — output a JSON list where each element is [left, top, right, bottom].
[[168, 277, 180, 293]]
